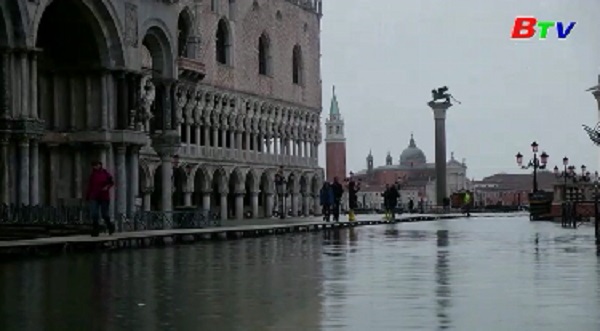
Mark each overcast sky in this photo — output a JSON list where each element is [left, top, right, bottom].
[[317, 0, 600, 180]]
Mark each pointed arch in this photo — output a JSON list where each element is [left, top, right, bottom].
[[141, 21, 175, 78], [258, 32, 271, 75], [177, 7, 194, 58], [292, 44, 303, 85], [216, 18, 231, 65]]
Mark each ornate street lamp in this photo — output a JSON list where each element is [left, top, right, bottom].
[[515, 141, 548, 192]]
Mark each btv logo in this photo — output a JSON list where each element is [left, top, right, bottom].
[[510, 16, 576, 39]]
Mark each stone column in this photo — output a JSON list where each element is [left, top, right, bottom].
[[250, 191, 259, 218], [48, 144, 60, 205], [20, 50, 29, 118], [302, 193, 310, 216], [159, 154, 173, 212], [202, 192, 211, 211], [115, 145, 127, 224], [0, 136, 9, 204], [265, 193, 274, 218], [29, 140, 39, 205], [128, 73, 141, 130], [127, 146, 140, 217], [152, 130, 179, 212], [183, 189, 192, 207], [72, 144, 83, 199], [142, 187, 152, 211], [100, 71, 109, 130], [235, 192, 244, 220], [115, 71, 129, 130], [18, 136, 30, 205], [0, 50, 9, 118], [313, 194, 320, 216], [290, 191, 299, 217], [236, 131, 242, 150], [428, 101, 452, 206], [220, 193, 228, 220], [592, 89, 600, 170]]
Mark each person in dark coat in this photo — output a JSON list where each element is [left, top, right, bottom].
[[386, 183, 400, 220], [382, 184, 391, 218], [86, 161, 115, 237], [408, 198, 414, 213], [331, 177, 344, 222], [347, 176, 360, 221], [319, 182, 334, 222]]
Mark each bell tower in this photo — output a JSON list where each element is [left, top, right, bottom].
[[325, 86, 347, 182]]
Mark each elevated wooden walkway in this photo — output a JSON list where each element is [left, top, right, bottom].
[[0, 212, 526, 259]]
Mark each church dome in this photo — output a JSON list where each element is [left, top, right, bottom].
[[400, 134, 426, 166]]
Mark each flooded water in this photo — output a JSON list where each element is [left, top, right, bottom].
[[1, 216, 599, 331]]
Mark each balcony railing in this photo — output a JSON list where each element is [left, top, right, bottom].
[[177, 57, 206, 81]]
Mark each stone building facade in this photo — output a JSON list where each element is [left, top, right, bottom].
[[0, 0, 324, 220]]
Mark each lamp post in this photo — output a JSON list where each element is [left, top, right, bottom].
[[516, 141, 549, 192], [554, 158, 590, 228], [593, 172, 599, 247]]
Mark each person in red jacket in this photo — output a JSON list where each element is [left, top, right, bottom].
[[86, 161, 115, 236]]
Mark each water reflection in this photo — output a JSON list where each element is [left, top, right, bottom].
[[435, 230, 452, 330], [1, 217, 600, 331]]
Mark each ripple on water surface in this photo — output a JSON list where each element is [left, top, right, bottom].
[[0, 216, 599, 331]]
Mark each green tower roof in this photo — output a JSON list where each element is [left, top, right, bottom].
[[329, 85, 339, 115]]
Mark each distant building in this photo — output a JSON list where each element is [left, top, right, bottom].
[[353, 135, 470, 209], [471, 171, 555, 206]]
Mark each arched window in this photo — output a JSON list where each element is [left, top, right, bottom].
[[258, 33, 270, 75], [216, 19, 230, 65], [292, 44, 303, 85], [177, 10, 192, 57]]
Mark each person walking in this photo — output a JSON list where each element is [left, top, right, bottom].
[[319, 182, 334, 222], [387, 182, 399, 220], [463, 190, 472, 217], [408, 198, 414, 213], [331, 177, 344, 222], [382, 184, 391, 220], [347, 175, 360, 222], [86, 161, 115, 237]]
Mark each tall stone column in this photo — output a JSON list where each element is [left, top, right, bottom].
[[250, 191, 259, 218], [0, 50, 10, 118], [159, 154, 173, 212], [235, 192, 244, 220], [220, 193, 228, 220], [18, 136, 30, 205], [428, 101, 452, 206], [48, 144, 60, 205], [290, 191, 299, 217], [142, 187, 152, 211], [127, 146, 140, 217], [115, 71, 129, 130], [30, 51, 38, 118], [183, 189, 192, 206], [0, 136, 9, 204], [312, 194, 320, 216], [29, 140, 39, 205], [202, 192, 211, 211], [100, 71, 110, 130], [19, 50, 28, 118], [591, 89, 600, 170], [302, 193, 310, 216], [265, 193, 274, 218], [115, 145, 127, 224]]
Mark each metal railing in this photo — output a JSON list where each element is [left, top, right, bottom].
[[0, 204, 220, 236]]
